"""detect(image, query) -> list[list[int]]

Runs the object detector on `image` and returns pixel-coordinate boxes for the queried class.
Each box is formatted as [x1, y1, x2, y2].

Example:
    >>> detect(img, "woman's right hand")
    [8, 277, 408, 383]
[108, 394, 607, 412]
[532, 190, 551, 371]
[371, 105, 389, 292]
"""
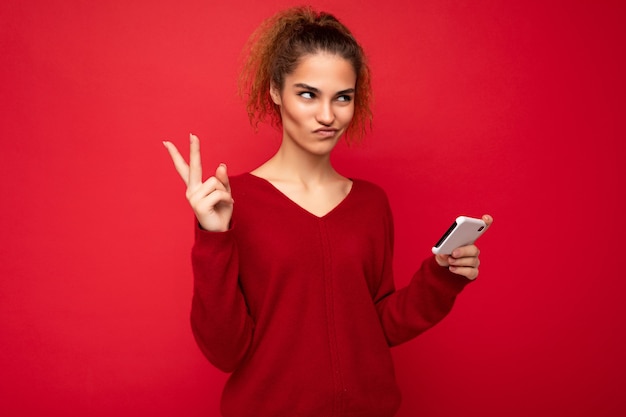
[163, 134, 234, 232]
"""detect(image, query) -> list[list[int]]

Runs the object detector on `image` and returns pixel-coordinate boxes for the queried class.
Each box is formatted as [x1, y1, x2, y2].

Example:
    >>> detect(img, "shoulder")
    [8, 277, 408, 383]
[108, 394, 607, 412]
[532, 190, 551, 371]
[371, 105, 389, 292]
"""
[351, 178, 389, 201]
[225, 173, 268, 208]
[350, 178, 392, 214]
[229, 172, 254, 185]
[347, 178, 395, 232]
[228, 172, 259, 195]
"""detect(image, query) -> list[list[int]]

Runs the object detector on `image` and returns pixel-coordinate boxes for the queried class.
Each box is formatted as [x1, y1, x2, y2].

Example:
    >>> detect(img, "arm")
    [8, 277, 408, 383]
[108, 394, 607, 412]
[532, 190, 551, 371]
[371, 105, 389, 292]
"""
[373, 201, 491, 346]
[164, 134, 252, 372]
[375, 255, 470, 347]
[190, 226, 254, 372]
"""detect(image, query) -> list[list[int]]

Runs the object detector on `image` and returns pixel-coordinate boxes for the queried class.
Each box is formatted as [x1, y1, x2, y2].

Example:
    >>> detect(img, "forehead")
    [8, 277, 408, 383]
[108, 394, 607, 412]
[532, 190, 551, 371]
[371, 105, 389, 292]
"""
[286, 52, 356, 90]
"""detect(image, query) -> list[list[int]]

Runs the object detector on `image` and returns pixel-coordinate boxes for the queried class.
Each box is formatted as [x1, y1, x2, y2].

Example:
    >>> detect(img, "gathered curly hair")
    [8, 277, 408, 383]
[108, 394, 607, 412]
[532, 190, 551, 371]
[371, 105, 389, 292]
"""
[238, 6, 373, 144]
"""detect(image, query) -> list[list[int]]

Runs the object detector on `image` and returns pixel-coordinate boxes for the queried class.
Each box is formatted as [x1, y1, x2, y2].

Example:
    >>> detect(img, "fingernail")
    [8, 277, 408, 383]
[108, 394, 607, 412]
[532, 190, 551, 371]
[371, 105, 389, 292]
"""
[219, 163, 227, 168]
[189, 133, 194, 142]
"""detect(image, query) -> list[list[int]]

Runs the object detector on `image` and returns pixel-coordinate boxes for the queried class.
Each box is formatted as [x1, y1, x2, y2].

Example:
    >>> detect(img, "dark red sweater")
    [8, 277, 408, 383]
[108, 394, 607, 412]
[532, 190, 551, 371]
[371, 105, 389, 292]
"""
[191, 173, 470, 417]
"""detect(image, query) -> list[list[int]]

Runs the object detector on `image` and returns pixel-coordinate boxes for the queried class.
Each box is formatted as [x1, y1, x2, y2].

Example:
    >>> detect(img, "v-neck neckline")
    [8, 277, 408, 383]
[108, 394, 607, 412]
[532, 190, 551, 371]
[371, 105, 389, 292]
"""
[245, 172, 355, 220]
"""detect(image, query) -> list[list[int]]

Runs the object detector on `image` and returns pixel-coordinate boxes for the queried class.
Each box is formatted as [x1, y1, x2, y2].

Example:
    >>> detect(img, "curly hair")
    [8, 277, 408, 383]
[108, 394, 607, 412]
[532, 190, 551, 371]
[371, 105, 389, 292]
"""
[238, 6, 373, 144]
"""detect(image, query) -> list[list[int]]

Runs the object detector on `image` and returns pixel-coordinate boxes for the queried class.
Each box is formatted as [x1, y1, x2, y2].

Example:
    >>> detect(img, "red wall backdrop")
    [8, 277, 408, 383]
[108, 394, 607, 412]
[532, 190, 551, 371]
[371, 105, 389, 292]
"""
[2, 0, 625, 416]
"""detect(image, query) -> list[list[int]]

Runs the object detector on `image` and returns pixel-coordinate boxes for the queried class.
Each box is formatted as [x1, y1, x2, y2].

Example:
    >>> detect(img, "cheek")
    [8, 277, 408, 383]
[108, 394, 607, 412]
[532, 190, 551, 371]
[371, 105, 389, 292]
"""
[338, 105, 355, 123]
[282, 101, 312, 124]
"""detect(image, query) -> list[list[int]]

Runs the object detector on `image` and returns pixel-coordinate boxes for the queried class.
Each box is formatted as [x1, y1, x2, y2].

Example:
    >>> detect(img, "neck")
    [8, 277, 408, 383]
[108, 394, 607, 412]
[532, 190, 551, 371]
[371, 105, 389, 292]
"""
[253, 136, 340, 185]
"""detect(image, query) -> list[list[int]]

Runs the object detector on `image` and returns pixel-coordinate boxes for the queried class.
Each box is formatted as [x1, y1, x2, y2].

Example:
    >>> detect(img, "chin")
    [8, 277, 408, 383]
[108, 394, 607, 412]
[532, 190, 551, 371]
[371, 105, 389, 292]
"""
[312, 136, 342, 152]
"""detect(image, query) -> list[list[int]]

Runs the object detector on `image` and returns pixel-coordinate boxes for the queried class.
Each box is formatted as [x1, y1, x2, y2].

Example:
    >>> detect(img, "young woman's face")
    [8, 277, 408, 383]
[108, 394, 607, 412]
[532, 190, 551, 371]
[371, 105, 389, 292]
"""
[271, 52, 356, 156]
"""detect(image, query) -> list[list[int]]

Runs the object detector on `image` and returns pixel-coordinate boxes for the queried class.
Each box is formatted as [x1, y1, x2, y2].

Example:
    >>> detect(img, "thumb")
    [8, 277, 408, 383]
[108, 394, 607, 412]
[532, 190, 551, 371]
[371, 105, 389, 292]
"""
[482, 214, 493, 228]
[435, 253, 450, 267]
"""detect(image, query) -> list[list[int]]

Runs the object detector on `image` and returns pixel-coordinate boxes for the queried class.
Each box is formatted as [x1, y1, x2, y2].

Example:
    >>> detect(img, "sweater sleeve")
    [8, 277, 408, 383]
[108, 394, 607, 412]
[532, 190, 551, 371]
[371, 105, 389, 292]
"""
[190, 224, 254, 372]
[373, 201, 471, 347]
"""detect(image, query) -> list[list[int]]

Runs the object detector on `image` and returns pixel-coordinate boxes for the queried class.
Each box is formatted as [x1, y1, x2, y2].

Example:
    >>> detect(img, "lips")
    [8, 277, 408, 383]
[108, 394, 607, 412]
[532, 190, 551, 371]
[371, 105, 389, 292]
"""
[313, 128, 339, 138]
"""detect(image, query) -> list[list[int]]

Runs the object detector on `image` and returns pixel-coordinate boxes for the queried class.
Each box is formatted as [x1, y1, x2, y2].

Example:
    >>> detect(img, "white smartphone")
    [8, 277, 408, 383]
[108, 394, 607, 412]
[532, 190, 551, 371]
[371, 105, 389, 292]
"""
[432, 216, 487, 255]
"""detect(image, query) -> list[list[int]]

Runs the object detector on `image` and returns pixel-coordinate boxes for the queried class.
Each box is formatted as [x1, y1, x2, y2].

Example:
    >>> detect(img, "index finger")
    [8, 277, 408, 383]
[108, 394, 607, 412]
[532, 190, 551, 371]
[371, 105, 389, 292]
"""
[189, 133, 203, 188]
[163, 141, 190, 186]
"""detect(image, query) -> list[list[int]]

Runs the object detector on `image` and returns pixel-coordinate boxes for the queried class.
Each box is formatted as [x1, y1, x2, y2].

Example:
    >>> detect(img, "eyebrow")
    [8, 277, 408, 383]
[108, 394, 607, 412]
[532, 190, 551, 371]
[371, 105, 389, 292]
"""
[293, 83, 355, 95]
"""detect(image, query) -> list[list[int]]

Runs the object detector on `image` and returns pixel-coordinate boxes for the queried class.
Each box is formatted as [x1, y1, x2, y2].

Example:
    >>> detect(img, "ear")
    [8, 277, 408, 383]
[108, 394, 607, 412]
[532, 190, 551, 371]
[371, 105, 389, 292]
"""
[270, 83, 282, 105]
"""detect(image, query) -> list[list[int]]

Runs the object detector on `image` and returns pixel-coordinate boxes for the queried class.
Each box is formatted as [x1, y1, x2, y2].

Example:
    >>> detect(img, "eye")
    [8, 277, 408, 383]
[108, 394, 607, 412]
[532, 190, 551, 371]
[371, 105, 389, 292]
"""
[336, 95, 353, 103]
[298, 91, 315, 99]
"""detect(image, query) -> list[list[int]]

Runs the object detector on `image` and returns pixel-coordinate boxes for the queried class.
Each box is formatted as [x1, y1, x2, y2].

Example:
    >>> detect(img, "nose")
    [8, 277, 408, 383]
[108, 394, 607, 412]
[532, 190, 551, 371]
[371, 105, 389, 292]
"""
[315, 101, 335, 126]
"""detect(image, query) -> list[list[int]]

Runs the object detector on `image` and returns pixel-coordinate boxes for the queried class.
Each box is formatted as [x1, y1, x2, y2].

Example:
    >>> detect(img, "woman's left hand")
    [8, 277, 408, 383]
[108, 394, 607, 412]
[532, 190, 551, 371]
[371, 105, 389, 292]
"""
[435, 214, 493, 280]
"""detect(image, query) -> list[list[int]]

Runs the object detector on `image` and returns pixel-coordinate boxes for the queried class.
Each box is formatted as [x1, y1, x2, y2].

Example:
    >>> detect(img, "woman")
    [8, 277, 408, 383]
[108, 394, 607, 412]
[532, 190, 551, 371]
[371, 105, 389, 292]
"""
[164, 6, 492, 417]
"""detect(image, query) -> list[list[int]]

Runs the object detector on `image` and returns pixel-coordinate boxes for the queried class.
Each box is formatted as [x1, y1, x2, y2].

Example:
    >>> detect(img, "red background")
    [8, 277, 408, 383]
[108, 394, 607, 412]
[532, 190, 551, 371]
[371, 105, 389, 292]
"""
[2, 0, 625, 416]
